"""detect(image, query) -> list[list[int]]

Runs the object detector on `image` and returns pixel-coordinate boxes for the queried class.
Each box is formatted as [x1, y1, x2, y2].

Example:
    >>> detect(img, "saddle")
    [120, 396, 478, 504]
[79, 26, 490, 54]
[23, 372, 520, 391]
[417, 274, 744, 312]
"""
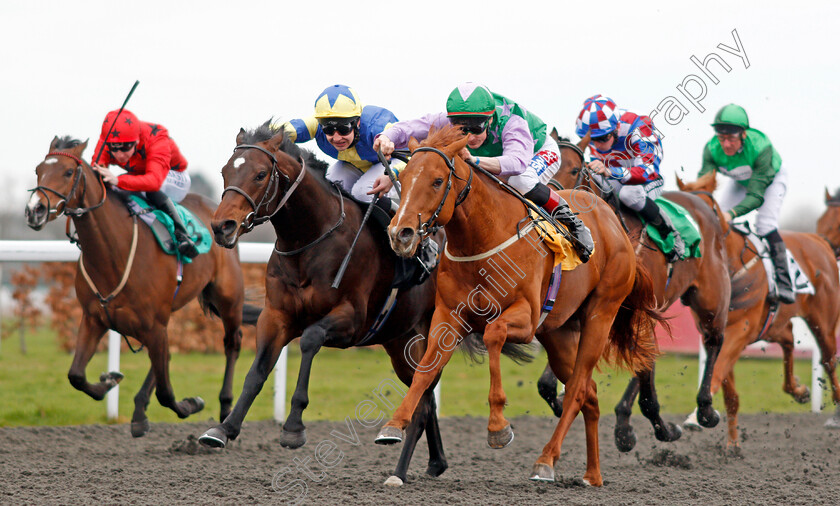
[121, 194, 212, 262]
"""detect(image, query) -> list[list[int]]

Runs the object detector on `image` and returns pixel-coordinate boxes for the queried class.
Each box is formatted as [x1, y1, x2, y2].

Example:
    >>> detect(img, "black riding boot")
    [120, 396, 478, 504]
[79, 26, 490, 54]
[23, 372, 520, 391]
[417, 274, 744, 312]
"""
[639, 197, 685, 262]
[376, 196, 439, 276]
[146, 191, 199, 259]
[524, 184, 594, 263]
[764, 230, 795, 304]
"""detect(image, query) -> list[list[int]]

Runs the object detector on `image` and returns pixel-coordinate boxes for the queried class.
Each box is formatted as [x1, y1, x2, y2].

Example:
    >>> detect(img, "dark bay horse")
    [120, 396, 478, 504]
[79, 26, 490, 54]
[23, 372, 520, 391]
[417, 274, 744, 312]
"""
[680, 172, 840, 443]
[537, 133, 731, 451]
[198, 124, 468, 485]
[25, 136, 255, 437]
[378, 126, 663, 485]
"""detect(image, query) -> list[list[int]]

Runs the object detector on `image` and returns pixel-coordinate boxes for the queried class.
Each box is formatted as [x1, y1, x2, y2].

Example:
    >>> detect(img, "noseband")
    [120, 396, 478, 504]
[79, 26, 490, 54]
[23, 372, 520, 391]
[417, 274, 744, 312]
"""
[221, 144, 300, 232]
[29, 151, 107, 218]
[411, 146, 473, 238]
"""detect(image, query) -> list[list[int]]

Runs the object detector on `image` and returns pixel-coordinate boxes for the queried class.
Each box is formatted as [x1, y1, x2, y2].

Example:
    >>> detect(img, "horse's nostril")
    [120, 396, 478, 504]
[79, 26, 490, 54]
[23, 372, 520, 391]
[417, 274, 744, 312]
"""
[221, 220, 237, 235]
[397, 227, 415, 243]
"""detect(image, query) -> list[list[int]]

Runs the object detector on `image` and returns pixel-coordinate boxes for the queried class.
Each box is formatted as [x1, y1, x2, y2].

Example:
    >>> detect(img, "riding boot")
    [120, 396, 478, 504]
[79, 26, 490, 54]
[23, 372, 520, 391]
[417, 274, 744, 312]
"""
[147, 191, 200, 259]
[639, 197, 685, 262]
[524, 183, 593, 263]
[764, 230, 796, 304]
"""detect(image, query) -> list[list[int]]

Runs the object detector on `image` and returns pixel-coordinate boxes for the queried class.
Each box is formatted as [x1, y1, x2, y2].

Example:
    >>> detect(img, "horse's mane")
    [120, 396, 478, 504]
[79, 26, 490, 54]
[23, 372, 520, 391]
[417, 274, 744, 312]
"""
[53, 136, 83, 150]
[422, 125, 468, 149]
[241, 120, 328, 178]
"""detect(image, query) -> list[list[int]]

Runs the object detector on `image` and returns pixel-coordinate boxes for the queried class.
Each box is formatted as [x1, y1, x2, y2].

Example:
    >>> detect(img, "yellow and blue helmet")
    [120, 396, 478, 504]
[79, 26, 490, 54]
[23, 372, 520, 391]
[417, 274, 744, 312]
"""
[313, 84, 363, 120]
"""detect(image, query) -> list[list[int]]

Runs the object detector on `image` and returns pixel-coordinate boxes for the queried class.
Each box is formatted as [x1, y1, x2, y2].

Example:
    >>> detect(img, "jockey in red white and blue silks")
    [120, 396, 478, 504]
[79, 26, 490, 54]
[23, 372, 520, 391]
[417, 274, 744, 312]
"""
[576, 94, 685, 261]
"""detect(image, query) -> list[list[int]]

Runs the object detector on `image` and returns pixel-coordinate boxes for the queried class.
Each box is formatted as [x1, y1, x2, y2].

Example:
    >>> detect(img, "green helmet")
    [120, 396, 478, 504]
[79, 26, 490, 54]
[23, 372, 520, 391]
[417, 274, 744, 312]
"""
[711, 104, 749, 134]
[446, 83, 495, 118]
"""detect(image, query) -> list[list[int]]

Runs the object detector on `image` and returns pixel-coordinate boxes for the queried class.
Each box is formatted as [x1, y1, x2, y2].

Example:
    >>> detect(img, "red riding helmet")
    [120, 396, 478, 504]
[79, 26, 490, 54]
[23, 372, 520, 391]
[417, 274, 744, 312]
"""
[101, 109, 141, 143]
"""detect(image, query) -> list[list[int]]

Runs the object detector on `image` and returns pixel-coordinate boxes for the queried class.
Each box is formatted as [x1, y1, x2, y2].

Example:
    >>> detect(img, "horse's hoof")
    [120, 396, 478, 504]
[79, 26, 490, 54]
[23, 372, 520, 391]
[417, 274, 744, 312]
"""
[383, 476, 404, 487]
[614, 425, 637, 453]
[426, 459, 448, 477]
[279, 428, 307, 449]
[487, 424, 514, 449]
[529, 463, 555, 482]
[99, 371, 124, 389]
[683, 409, 702, 431]
[698, 408, 720, 428]
[198, 427, 228, 449]
[185, 397, 205, 415]
[654, 422, 683, 443]
[375, 426, 404, 445]
[130, 419, 150, 438]
[793, 388, 811, 404]
[824, 416, 840, 429]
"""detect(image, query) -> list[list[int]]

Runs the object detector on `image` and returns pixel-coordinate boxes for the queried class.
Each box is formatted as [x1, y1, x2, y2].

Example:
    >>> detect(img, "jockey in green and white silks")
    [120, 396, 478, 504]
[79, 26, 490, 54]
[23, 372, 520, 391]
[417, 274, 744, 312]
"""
[700, 103, 794, 303]
[373, 82, 594, 263]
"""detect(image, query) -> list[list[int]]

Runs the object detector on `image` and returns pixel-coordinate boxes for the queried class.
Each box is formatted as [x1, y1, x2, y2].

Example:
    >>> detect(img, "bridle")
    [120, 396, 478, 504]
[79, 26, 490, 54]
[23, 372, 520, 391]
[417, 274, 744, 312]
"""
[410, 146, 473, 239]
[29, 151, 107, 218]
[221, 144, 298, 232]
[220, 144, 346, 256]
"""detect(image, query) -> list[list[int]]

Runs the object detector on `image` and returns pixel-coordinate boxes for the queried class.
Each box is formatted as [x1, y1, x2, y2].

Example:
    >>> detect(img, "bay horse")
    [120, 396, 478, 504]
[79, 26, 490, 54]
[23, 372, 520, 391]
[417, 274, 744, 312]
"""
[377, 125, 663, 485]
[25, 136, 256, 437]
[537, 133, 731, 451]
[679, 171, 840, 443]
[199, 123, 504, 485]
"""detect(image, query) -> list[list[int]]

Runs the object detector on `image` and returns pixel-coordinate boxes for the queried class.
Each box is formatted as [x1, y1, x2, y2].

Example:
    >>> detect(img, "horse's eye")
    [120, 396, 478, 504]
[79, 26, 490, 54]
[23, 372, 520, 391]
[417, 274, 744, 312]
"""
[64, 169, 74, 177]
[571, 167, 580, 176]
[433, 178, 444, 189]
[255, 171, 267, 182]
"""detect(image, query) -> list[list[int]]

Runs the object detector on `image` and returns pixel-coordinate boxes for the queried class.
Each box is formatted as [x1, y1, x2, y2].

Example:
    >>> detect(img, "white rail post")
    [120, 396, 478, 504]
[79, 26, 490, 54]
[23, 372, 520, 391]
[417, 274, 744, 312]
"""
[106, 330, 121, 420]
[273, 346, 288, 422]
[811, 349, 823, 413]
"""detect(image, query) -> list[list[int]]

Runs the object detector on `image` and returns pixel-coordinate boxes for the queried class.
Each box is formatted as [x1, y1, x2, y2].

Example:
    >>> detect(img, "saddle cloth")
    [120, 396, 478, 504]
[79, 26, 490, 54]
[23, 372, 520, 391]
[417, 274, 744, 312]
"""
[125, 195, 213, 262]
[731, 222, 815, 295]
[640, 197, 703, 260]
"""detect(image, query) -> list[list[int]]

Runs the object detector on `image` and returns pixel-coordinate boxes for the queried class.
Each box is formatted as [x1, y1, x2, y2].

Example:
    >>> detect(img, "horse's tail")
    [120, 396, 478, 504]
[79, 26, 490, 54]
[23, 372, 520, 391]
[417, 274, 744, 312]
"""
[459, 333, 538, 365]
[604, 261, 666, 373]
[197, 288, 262, 326]
[242, 303, 262, 326]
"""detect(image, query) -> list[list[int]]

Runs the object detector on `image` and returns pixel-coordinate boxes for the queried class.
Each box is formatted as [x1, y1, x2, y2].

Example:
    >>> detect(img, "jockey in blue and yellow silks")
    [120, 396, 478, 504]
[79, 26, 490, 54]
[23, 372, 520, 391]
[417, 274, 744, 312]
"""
[277, 84, 402, 203]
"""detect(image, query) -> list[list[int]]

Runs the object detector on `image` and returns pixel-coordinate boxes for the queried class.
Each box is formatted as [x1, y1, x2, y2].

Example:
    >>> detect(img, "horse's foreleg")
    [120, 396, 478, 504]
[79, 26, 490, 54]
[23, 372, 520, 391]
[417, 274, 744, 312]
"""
[721, 369, 740, 446]
[67, 316, 121, 400]
[580, 378, 603, 487]
[779, 324, 810, 403]
[376, 311, 460, 444]
[537, 363, 564, 418]
[146, 326, 205, 419]
[130, 368, 156, 437]
[219, 323, 243, 423]
[710, 319, 756, 396]
[696, 329, 724, 427]
[200, 309, 292, 448]
[613, 375, 640, 452]
[281, 306, 354, 449]
[637, 366, 682, 444]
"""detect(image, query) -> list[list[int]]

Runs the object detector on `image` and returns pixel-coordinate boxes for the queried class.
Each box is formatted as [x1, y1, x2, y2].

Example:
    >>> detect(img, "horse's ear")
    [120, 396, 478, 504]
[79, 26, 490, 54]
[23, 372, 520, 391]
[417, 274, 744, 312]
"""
[236, 128, 247, 145]
[578, 131, 591, 149]
[266, 131, 286, 152]
[675, 172, 686, 191]
[408, 137, 420, 152]
[77, 139, 89, 155]
[826, 187, 833, 203]
[49, 136, 60, 151]
[550, 127, 559, 142]
[443, 134, 470, 159]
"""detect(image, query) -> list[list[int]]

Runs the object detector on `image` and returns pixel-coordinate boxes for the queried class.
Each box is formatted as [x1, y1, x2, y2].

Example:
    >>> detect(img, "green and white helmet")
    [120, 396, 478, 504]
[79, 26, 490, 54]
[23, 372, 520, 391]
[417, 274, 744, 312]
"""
[711, 104, 749, 134]
[446, 83, 495, 119]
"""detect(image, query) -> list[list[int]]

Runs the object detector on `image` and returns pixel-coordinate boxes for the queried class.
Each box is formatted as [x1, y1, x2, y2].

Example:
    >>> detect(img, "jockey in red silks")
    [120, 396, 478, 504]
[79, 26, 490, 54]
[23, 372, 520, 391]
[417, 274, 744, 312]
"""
[92, 109, 198, 258]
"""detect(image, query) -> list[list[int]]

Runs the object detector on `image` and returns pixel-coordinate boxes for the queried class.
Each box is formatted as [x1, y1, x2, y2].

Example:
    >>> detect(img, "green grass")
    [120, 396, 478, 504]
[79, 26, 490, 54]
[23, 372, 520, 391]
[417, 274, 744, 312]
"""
[0, 326, 832, 427]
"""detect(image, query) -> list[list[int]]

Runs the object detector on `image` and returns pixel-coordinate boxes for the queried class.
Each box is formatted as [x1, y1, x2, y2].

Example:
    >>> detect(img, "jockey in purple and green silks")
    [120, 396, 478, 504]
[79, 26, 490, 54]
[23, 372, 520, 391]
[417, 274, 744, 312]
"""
[699, 103, 793, 303]
[373, 82, 594, 263]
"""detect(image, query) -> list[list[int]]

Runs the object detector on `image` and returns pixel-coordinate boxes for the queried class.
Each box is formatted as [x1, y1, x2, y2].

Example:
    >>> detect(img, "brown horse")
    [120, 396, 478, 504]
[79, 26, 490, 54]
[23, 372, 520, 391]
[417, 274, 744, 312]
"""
[376, 126, 663, 485]
[25, 136, 255, 437]
[198, 124, 501, 485]
[537, 133, 731, 451]
[679, 171, 840, 443]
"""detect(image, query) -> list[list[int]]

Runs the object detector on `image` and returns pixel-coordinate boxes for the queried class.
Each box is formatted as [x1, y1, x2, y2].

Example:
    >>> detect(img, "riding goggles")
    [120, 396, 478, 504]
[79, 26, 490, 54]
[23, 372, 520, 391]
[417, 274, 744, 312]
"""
[320, 122, 355, 136]
[590, 132, 614, 143]
[451, 118, 489, 135]
[108, 141, 136, 153]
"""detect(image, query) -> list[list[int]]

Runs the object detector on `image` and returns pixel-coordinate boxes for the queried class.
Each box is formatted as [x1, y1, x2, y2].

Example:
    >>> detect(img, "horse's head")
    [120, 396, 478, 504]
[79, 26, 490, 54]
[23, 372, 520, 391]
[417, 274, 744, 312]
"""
[550, 130, 590, 190]
[213, 122, 301, 248]
[817, 187, 840, 254]
[388, 126, 470, 257]
[26, 136, 90, 230]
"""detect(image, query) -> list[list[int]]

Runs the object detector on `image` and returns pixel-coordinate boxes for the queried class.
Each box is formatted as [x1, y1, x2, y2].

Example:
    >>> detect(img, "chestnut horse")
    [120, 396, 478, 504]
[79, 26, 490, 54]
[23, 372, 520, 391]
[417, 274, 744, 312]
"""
[25, 136, 255, 437]
[679, 171, 840, 442]
[377, 126, 662, 485]
[537, 134, 731, 451]
[198, 124, 478, 485]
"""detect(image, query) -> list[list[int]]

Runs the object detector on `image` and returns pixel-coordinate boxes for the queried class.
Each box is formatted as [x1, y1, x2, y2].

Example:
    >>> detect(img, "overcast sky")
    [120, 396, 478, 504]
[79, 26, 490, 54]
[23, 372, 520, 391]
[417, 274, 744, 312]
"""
[1, 0, 838, 231]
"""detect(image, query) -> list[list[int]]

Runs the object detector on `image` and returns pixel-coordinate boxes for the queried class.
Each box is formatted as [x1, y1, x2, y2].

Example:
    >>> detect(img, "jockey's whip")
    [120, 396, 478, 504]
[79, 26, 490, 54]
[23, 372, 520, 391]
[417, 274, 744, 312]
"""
[331, 194, 380, 289]
[92, 80, 140, 165]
